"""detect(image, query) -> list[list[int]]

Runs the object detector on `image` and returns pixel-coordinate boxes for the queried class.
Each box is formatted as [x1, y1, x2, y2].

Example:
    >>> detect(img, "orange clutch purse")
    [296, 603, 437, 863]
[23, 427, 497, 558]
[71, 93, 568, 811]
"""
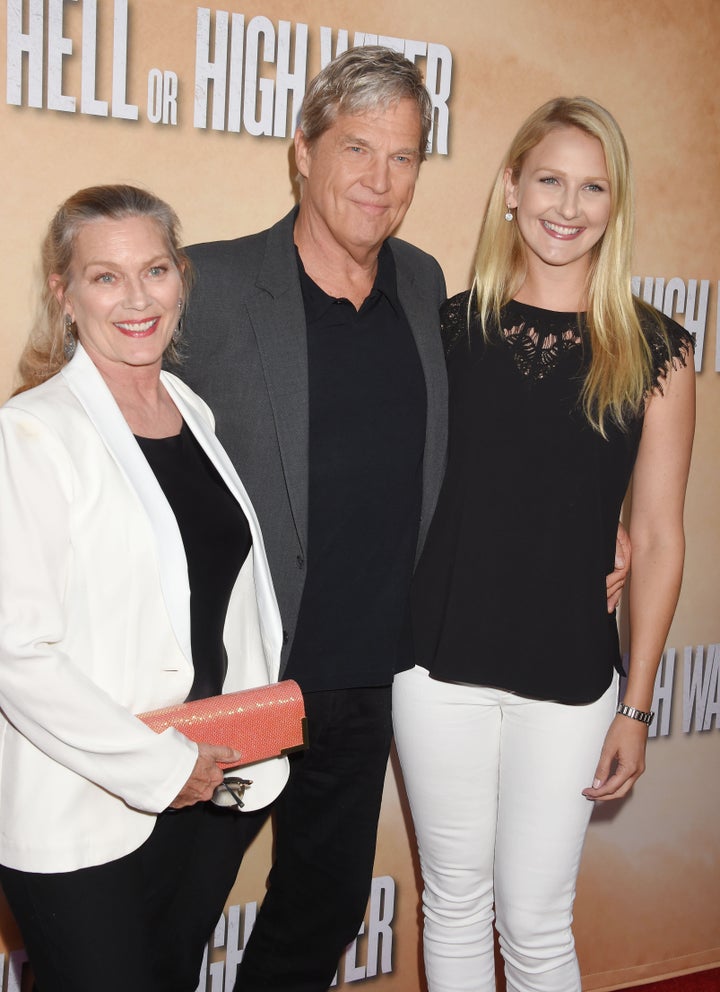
[138, 679, 308, 769]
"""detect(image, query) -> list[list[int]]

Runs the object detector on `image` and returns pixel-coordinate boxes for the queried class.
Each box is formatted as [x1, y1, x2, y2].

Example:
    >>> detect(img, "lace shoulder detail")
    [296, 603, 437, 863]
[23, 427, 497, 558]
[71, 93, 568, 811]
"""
[642, 308, 695, 392]
[439, 291, 472, 358]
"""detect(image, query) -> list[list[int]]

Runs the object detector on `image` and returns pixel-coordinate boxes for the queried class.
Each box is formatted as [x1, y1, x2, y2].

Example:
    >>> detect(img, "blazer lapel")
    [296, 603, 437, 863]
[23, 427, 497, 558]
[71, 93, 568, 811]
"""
[246, 210, 310, 556]
[61, 346, 193, 664]
[394, 251, 448, 559]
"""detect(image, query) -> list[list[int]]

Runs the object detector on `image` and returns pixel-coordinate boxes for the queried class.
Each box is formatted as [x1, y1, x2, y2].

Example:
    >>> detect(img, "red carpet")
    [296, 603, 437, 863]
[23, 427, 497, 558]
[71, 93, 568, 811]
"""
[620, 968, 720, 991]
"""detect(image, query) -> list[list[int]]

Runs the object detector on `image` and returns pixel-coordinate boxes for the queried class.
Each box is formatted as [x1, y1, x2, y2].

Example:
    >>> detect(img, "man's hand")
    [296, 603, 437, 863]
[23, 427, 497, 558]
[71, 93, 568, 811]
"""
[606, 522, 631, 612]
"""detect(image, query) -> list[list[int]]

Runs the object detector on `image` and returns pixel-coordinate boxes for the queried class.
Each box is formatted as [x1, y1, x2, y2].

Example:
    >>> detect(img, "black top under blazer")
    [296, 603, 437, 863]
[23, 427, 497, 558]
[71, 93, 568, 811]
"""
[182, 209, 448, 675]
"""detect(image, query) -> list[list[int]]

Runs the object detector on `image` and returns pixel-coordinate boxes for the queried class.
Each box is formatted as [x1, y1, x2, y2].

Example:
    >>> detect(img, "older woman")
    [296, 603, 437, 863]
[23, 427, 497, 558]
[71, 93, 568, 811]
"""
[0, 185, 288, 991]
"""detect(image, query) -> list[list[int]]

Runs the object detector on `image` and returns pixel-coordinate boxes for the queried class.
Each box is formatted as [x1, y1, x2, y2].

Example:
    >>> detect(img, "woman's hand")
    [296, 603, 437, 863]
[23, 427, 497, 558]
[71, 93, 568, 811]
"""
[169, 742, 242, 808]
[582, 715, 648, 802]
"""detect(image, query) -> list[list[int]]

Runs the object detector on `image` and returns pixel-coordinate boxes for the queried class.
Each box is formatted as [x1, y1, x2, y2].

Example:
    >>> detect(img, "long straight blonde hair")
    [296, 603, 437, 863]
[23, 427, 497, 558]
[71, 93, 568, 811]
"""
[473, 96, 667, 435]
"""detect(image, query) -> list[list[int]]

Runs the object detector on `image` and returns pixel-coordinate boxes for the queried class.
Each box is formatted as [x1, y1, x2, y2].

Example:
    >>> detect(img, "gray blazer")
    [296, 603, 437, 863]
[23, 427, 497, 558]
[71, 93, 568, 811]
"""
[183, 209, 448, 673]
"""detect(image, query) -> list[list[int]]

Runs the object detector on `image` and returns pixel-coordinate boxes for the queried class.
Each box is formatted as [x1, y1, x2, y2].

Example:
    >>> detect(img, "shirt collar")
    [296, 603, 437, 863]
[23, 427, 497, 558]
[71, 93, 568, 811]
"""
[295, 241, 401, 321]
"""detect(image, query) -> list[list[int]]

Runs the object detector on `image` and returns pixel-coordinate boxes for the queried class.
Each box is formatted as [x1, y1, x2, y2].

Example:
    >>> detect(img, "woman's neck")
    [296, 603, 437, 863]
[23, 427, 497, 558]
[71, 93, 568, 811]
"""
[94, 357, 182, 438]
[514, 260, 589, 312]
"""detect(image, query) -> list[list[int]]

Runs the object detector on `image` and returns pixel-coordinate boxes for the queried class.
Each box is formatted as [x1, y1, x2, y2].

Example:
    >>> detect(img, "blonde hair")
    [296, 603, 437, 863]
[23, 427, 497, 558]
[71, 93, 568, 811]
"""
[16, 184, 192, 393]
[473, 96, 667, 434]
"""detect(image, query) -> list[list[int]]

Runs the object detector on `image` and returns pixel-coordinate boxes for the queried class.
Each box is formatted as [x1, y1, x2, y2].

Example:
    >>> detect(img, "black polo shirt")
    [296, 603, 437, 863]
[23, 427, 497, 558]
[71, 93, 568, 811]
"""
[284, 243, 427, 691]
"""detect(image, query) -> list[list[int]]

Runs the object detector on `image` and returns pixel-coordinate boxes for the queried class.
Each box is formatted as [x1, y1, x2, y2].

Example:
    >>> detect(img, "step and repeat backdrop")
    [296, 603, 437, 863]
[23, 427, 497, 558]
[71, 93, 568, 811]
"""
[1, 1, 718, 989]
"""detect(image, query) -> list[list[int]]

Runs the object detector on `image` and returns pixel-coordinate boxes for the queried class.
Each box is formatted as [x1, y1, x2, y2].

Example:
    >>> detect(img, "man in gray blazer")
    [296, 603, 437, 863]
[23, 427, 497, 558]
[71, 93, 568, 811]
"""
[182, 47, 447, 991]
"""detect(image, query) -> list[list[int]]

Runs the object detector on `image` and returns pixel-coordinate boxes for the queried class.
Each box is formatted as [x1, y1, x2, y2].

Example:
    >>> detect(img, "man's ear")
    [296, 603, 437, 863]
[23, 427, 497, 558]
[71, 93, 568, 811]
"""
[294, 128, 311, 181]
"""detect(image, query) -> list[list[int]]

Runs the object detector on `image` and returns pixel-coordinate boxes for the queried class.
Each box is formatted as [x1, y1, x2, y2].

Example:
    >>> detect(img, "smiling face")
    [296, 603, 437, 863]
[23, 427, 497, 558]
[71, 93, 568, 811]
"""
[54, 215, 184, 377]
[504, 126, 612, 283]
[294, 98, 422, 264]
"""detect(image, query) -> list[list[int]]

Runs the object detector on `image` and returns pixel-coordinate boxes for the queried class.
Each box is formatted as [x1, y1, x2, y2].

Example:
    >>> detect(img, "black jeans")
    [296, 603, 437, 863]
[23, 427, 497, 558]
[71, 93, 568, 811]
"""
[0, 800, 265, 992]
[234, 685, 394, 992]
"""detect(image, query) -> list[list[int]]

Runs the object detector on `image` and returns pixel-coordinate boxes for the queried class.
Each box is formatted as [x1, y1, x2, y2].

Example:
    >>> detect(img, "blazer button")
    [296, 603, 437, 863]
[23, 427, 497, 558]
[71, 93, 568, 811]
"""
[296, 555, 304, 569]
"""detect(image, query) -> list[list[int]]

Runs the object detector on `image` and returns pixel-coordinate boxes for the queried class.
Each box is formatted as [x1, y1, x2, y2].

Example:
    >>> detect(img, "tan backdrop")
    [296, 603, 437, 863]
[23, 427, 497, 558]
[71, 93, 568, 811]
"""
[1, 1, 718, 989]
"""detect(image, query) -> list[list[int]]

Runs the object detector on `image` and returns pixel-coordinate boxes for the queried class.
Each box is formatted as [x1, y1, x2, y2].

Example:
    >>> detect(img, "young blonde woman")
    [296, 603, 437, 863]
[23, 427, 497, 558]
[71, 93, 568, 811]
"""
[393, 98, 695, 992]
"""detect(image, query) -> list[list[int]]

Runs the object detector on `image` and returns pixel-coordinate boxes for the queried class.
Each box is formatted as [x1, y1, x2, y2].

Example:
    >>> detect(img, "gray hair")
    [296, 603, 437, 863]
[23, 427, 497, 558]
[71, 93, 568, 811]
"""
[298, 46, 432, 159]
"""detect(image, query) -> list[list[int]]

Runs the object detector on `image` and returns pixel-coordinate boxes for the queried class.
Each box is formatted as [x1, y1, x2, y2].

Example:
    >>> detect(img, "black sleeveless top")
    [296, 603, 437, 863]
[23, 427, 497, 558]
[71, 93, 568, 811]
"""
[411, 294, 693, 704]
[136, 422, 252, 701]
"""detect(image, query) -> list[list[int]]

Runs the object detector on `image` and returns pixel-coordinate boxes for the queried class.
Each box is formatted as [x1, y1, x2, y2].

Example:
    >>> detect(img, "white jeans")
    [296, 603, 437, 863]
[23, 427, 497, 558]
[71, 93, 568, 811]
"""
[393, 666, 618, 992]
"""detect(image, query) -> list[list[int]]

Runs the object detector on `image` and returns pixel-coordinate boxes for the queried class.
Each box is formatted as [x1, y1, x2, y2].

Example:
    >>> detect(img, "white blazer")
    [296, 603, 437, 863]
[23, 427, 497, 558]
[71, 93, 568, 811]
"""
[0, 345, 288, 872]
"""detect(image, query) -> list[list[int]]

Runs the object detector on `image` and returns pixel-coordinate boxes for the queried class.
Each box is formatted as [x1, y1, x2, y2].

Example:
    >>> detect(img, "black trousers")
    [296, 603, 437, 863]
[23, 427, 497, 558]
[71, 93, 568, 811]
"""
[0, 800, 266, 992]
[234, 685, 394, 992]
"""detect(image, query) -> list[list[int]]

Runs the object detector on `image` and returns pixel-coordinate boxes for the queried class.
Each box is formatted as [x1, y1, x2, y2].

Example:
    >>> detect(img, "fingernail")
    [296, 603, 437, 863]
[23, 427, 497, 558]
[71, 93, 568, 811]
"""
[593, 778, 601, 789]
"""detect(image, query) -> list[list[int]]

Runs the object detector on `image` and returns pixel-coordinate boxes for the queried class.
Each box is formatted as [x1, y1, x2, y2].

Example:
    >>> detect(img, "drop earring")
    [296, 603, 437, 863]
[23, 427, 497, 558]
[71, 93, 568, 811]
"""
[504, 206, 514, 222]
[63, 314, 76, 359]
[173, 299, 184, 344]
